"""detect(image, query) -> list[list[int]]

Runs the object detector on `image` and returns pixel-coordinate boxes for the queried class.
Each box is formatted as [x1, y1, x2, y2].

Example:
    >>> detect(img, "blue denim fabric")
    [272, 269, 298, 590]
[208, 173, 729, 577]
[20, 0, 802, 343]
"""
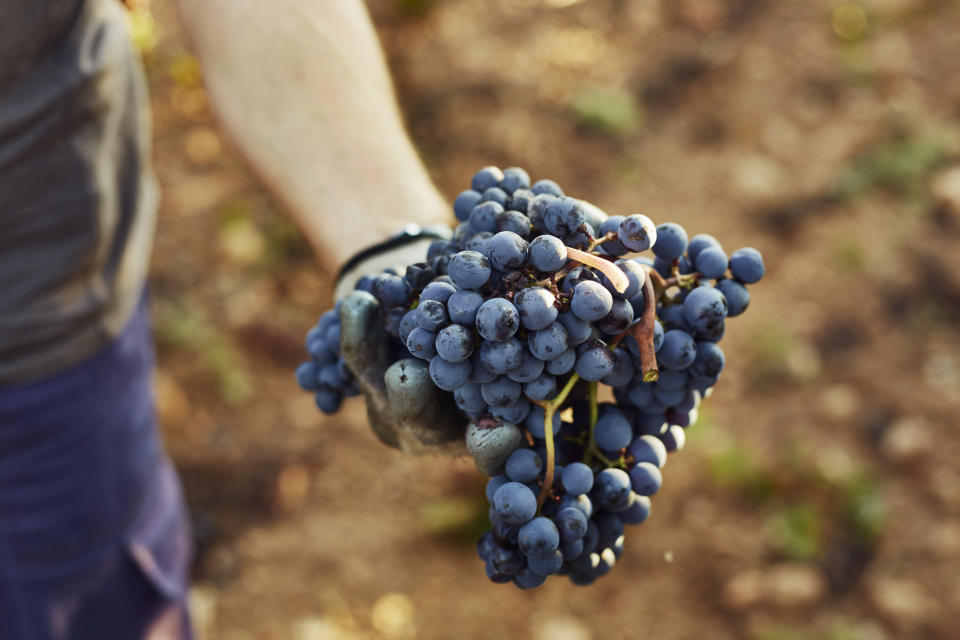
[0, 296, 193, 639]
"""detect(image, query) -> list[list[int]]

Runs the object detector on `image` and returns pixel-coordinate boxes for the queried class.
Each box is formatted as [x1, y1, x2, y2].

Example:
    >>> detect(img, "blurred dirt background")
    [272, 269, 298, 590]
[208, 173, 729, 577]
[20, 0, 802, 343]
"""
[131, 0, 960, 638]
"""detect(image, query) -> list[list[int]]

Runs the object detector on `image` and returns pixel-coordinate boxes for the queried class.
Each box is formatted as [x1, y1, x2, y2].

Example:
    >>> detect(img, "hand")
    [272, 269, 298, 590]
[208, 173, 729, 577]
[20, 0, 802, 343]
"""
[339, 290, 465, 452]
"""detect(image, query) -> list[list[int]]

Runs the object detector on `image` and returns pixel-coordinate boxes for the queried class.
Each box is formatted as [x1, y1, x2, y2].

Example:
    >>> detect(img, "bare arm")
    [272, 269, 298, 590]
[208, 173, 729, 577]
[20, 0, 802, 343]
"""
[175, 0, 449, 270]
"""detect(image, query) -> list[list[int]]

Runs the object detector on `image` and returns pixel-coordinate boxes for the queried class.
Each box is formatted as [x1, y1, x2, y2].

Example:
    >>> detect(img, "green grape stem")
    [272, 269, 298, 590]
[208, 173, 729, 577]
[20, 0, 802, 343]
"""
[533, 372, 581, 509]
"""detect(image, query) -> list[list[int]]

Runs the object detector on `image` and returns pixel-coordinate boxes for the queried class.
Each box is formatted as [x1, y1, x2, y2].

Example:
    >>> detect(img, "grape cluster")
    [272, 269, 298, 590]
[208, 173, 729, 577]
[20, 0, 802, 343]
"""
[296, 165, 764, 588]
[296, 305, 361, 413]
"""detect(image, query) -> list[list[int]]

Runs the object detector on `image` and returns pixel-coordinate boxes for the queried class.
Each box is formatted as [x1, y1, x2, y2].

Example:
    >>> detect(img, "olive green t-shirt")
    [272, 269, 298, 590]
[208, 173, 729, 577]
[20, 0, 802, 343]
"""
[0, 0, 157, 384]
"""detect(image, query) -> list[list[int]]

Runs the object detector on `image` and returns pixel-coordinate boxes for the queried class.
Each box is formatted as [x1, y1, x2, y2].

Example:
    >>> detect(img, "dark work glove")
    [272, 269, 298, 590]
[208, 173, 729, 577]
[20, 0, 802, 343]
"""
[335, 226, 466, 453]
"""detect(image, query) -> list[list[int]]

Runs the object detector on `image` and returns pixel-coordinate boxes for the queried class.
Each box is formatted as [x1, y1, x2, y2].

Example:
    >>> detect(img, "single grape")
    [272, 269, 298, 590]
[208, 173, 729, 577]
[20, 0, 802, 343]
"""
[653, 384, 687, 407]
[658, 329, 696, 370]
[601, 349, 633, 387]
[609, 259, 646, 299]
[477, 530, 497, 560]
[575, 339, 615, 381]
[690, 341, 725, 380]
[515, 287, 558, 331]
[420, 280, 457, 304]
[481, 377, 523, 408]
[513, 567, 547, 589]
[455, 382, 488, 415]
[557, 311, 592, 346]
[429, 356, 472, 391]
[531, 178, 565, 197]
[488, 231, 529, 271]
[652, 222, 688, 260]
[682, 286, 727, 335]
[372, 274, 408, 308]
[695, 247, 728, 279]
[454, 190, 483, 222]
[505, 348, 545, 383]
[545, 197, 586, 237]
[482, 186, 509, 208]
[295, 361, 320, 391]
[478, 338, 524, 375]
[508, 188, 535, 213]
[620, 493, 651, 525]
[406, 327, 438, 360]
[529, 321, 570, 361]
[617, 214, 657, 252]
[715, 279, 750, 317]
[518, 517, 560, 559]
[505, 448, 543, 483]
[660, 425, 686, 452]
[554, 507, 588, 543]
[447, 290, 484, 325]
[495, 210, 533, 239]
[629, 461, 663, 496]
[315, 388, 343, 414]
[417, 299, 449, 332]
[593, 469, 632, 510]
[476, 298, 520, 342]
[571, 280, 614, 322]
[403, 262, 436, 291]
[729, 247, 764, 283]
[562, 462, 594, 495]
[447, 251, 489, 290]
[527, 550, 564, 577]
[427, 240, 455, 260]
[595, 407, 633, 451]
[597, 298, 634, 335]
[545, 347, 576, 375]
[435, 324, 475, 363]
[628, 435, 668, 468]
[561, 539, 584, 561]
[469, 201, 504, 233]
[472, 166, 504, 192]
[490, 397, 531, 424]
[527, 235, 567, 273]
[493, 482, 538, 525]
[465, 231, 492, 255]
[523, 373, 556, 401]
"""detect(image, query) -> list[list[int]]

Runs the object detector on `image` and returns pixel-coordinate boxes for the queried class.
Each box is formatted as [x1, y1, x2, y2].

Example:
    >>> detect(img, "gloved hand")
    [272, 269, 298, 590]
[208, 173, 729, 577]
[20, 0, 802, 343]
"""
[334, 225, 466, 453]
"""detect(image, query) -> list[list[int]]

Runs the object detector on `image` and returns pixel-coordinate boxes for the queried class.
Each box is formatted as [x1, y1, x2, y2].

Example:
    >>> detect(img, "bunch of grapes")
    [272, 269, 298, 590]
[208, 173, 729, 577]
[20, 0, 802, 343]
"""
[296, 165, 764, 588]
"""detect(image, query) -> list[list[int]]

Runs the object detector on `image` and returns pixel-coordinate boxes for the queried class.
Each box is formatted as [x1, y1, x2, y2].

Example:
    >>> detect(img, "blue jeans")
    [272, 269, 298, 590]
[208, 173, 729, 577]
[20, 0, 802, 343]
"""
[0, 295, 193, 639]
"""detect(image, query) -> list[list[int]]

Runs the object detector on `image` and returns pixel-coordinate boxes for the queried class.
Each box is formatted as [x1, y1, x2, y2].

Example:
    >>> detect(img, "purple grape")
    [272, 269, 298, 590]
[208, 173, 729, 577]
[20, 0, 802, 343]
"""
[571, 280, 613, 322]
[448, 251, 491, 290]
[730, 247, 765, 283]
[472, 166, 504, 192]
[476, 298, 520, 342]
[528, 235, 567, 272]
[454, 190, 483, 222]
[617, 214, 657, 252]
[515, 287, 558, 331]
[652, 222, 688, 261]
[695, 247, 728, 279]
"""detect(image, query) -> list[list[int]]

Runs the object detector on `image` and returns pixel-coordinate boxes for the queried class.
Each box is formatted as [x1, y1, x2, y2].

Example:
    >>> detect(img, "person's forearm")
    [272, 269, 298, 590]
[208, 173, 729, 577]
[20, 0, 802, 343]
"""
[176, 0, 449, 269]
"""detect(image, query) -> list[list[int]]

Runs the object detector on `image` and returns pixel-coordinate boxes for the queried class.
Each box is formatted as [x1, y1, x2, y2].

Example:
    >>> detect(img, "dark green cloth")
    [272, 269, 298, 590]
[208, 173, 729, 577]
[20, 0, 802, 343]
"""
[0, 0, 157, 383]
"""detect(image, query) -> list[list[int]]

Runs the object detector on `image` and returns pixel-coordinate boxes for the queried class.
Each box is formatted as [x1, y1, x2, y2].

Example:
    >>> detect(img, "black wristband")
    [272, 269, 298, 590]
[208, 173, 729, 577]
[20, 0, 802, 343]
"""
[335, 223, 452, 289]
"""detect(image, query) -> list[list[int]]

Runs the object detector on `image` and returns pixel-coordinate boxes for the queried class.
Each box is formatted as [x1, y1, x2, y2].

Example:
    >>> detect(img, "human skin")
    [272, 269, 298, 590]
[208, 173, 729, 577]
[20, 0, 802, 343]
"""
[175, 0, 449, 271]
